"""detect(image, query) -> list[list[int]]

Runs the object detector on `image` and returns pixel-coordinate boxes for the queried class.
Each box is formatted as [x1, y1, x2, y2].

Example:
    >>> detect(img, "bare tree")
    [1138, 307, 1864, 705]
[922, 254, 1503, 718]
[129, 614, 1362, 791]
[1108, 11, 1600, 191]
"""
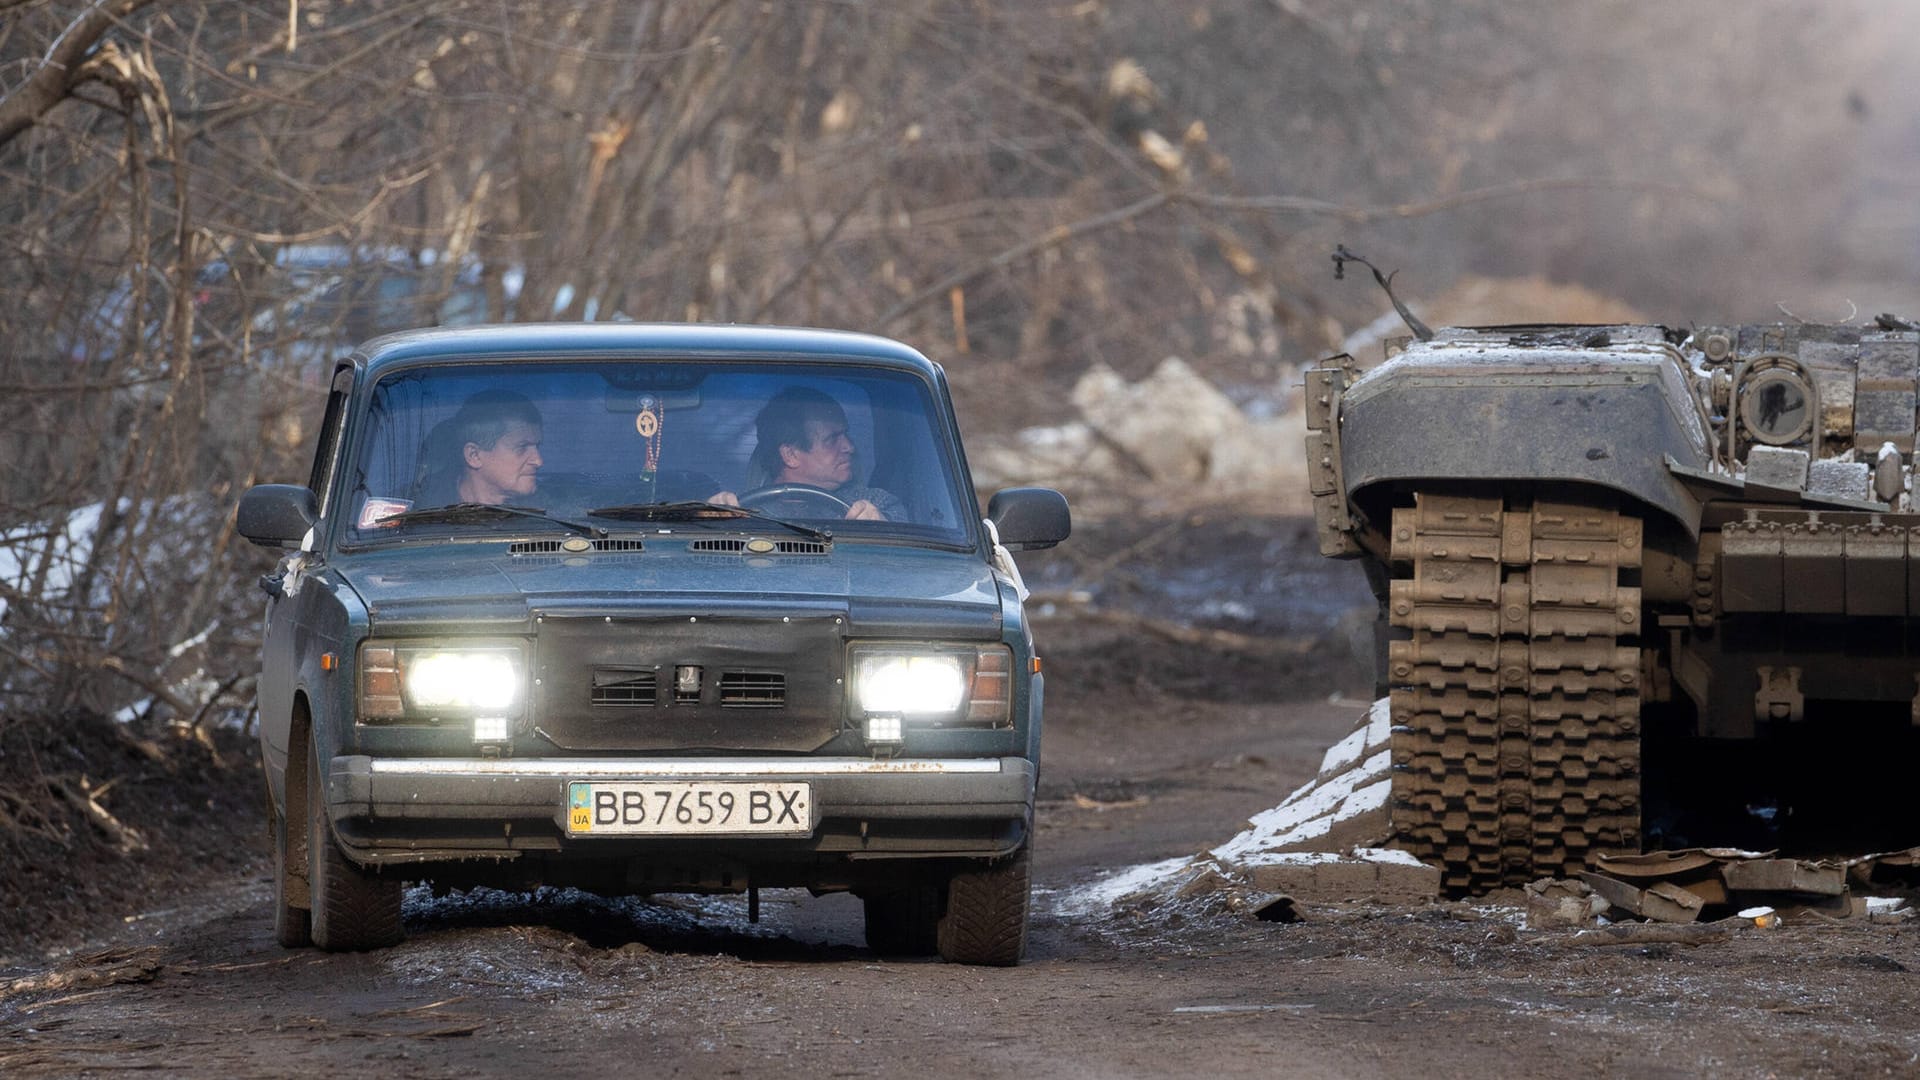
[0, 0, 1907, 767]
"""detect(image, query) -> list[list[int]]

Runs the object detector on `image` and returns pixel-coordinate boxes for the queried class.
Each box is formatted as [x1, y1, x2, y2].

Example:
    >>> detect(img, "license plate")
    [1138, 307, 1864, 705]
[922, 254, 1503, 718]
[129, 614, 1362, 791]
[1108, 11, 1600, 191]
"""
[566, 780, 814, 837]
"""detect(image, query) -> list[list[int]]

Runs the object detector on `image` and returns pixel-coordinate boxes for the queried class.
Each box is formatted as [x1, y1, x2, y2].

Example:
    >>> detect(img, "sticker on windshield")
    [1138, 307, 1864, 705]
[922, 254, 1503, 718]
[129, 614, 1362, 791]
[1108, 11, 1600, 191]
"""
[358, 496, 413, 529]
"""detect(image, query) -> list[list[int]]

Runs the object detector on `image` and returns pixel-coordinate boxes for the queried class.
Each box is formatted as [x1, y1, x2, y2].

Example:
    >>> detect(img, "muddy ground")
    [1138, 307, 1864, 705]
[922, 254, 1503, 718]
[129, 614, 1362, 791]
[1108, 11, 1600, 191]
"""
[4, 513, 1919, 1078]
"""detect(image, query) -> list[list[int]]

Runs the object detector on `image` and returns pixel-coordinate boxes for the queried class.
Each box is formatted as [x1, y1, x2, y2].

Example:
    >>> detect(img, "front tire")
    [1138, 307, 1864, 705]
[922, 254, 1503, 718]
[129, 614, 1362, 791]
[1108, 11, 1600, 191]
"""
[306, 745, 403, 951]
[936, 845, 1031, 966]
[271, 802, 311, 948]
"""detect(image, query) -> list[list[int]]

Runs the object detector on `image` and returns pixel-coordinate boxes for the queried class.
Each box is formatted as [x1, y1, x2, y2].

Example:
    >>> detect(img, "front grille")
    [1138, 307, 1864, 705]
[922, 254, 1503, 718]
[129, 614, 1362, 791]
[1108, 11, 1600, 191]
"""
[510, 538, 646, 556]
[532, 614, 841, 752]
[719, 671, 785, 709]
[590, 669, 657, 707]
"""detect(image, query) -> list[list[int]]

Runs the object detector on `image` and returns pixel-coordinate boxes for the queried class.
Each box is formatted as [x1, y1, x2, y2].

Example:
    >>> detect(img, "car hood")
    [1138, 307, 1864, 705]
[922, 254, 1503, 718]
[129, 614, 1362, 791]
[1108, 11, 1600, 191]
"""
[334, 541, 1005, 639]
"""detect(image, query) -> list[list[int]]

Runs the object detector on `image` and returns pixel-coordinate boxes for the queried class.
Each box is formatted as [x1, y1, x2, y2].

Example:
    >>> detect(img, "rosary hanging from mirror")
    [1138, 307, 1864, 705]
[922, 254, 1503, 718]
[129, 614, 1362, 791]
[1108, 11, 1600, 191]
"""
[635, 396, 663, 479]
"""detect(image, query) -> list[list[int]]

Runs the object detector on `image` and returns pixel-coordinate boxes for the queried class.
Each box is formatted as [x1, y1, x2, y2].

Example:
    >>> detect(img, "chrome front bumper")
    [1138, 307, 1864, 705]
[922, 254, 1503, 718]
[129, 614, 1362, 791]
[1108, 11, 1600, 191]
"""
[324, 754, 1035, 863]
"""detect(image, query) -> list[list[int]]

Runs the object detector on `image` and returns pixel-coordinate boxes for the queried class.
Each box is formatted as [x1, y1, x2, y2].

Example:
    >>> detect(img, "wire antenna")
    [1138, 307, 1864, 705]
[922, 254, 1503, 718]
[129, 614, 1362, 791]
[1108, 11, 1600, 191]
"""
[1332, 245, 1433, 341]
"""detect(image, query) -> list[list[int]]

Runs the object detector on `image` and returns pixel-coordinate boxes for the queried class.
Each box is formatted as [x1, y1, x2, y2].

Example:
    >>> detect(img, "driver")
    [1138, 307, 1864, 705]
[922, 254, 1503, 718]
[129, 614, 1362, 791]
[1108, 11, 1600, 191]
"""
[711, 387, 903, 521]
[418, 389, 544, 506]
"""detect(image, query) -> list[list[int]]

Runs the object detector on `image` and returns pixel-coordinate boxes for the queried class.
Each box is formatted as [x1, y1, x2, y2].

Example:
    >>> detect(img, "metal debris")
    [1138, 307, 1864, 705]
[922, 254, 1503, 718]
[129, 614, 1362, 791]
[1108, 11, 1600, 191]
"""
[1577, 847, 1920, 923]
[1578, 873, 1705, 924]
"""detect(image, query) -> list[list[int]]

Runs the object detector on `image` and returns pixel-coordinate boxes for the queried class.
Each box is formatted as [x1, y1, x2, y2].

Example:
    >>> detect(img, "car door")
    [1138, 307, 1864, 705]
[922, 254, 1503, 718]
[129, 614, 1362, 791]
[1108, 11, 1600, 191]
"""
[258, 364, 353, 797]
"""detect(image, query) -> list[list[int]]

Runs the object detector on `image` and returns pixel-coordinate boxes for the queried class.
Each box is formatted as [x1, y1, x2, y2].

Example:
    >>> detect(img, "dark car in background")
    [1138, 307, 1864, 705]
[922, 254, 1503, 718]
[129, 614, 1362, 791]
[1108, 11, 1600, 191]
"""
[236, 323, 1069, 965]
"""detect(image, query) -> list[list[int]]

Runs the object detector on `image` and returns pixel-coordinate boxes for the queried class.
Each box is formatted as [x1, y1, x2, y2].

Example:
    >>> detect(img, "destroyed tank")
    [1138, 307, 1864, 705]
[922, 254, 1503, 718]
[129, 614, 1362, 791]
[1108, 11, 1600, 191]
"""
[1306, 319, 1920, 894]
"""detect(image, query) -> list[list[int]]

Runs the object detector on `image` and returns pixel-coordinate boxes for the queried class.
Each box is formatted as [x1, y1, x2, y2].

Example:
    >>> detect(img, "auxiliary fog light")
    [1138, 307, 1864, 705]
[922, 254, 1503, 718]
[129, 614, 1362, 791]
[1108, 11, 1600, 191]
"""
[865, 714, 904, 746]
[472, 715, 511, 743]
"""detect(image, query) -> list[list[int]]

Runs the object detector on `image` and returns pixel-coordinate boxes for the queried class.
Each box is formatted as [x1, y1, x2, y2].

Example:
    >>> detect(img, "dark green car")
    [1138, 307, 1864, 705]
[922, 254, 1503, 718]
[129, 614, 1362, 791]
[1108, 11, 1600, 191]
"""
[236, 324, 1068, 965]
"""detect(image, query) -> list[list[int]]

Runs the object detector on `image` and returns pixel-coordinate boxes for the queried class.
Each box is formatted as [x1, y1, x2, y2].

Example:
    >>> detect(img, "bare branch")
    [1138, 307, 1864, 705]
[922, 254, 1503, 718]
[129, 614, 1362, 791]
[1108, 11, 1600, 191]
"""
[876, 190, 1172, 330]
[0, 0, 159, 151]
[1183, 176, 1717, 223]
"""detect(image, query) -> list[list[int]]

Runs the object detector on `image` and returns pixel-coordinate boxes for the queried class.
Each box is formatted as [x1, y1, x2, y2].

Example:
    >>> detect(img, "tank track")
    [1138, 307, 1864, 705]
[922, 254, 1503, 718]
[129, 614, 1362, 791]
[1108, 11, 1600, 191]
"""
[1385, 491, 1643, 894]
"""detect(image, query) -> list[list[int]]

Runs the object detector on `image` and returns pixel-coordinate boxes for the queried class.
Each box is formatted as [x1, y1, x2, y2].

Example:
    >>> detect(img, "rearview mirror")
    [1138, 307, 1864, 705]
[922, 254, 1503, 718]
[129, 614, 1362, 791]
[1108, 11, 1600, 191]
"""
[986, 487, 1070, 551]
[236, 484, 318, 549]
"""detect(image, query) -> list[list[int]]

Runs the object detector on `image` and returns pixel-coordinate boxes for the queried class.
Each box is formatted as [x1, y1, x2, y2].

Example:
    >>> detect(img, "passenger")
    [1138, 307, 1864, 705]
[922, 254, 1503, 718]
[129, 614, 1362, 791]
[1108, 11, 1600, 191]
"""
[711, 387, 903, 520]
[419, 389, 544, 506]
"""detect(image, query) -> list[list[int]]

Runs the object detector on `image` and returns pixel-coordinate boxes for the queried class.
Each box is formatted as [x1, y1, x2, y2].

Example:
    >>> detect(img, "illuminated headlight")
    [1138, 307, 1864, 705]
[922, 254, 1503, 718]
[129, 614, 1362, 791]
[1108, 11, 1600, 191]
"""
[359, 643, 526, 721]
[408, 650, 520, 710]
[848, 645, 1013, 728]
[471, 715, 511, 742]
[857, 655, 966, 715]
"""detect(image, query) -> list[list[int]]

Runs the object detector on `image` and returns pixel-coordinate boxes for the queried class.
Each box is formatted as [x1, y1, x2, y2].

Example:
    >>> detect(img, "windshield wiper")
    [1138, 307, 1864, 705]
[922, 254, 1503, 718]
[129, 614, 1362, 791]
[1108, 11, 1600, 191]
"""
[586, 500, 833, 545]
[376, 502, 607, 538]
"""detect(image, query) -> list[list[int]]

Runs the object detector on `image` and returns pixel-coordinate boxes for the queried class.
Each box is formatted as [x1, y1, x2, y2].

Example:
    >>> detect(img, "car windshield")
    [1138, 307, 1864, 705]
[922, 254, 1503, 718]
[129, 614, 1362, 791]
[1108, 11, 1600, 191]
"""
[342, 358, 974, 546]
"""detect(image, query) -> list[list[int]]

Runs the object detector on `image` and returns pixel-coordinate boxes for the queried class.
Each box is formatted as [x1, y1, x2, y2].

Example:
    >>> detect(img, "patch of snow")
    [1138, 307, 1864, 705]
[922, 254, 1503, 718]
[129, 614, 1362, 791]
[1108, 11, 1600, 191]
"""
[1468, 904, 1531, 926]
[1233, 851, 1342, 868]
[1364, 696, 1391, 749]
[1317, 726, 1369, 776]
[1865, 897, 1909, 915]
[1273, 778, 1317, 810]
[0, 501, 107, 621]
[1210, 766, 1390, 862]
[1054, 857, 1194, 916]
[1355, 847, 1427, 867]
[1070, 697, 1424, 910]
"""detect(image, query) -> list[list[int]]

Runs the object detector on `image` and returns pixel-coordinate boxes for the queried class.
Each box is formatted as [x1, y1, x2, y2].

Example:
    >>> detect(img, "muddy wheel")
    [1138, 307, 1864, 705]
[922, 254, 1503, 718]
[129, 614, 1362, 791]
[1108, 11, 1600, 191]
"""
[863, 883, 943, 957]
[271, 802, 311, 949]
[936, 844, 1030, 966]
[306, 745, 403, 951]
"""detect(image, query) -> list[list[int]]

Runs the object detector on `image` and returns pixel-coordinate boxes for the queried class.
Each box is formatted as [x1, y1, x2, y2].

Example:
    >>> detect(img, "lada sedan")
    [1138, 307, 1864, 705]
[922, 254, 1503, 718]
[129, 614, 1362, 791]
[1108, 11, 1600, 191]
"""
[236, 323, 1068, 965]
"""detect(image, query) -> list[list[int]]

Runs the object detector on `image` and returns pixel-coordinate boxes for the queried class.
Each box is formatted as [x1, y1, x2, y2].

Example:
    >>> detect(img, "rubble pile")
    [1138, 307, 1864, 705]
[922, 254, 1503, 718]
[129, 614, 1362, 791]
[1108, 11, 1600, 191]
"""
[1064, 699, 1433, 914]
[1068, 697, 1920, 931]
[968, 357, 1307, 507]
[1527, 848, 1919, 929]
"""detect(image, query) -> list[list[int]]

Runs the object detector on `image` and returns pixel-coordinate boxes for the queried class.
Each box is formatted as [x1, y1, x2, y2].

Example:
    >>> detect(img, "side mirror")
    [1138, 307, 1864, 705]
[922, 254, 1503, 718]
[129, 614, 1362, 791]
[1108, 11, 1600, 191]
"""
[986, 487, 1070, 551]
[237, 484, 318, 549]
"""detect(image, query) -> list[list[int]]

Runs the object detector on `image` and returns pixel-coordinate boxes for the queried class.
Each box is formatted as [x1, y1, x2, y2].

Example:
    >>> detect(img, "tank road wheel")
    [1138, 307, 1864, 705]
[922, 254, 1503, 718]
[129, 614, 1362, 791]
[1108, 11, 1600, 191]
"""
[306, 745, 404, 951]
[1386, 491, 1642, 893]
[936, 845, 1031, 966]
[863, 882, 944, 957]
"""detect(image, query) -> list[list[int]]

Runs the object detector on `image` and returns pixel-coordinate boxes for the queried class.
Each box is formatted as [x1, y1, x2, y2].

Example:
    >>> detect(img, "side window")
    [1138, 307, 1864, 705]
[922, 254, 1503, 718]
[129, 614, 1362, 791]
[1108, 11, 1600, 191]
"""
[306, 364, 355, 519]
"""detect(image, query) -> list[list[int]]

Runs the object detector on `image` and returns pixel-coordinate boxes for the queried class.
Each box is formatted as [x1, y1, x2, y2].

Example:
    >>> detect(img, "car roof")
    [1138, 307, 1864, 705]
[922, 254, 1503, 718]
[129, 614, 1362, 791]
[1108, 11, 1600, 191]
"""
[353, 322, 939, 379]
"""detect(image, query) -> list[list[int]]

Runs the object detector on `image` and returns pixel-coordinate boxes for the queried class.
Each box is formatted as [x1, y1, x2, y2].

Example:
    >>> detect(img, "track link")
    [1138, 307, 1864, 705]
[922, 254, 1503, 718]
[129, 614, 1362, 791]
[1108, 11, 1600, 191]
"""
[1386, 491, 1642, 893]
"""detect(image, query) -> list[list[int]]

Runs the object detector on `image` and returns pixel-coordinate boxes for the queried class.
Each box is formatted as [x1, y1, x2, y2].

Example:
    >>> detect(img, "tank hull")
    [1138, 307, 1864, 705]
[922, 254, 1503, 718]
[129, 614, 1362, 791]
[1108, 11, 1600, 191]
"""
[1309, 322, 1920, 892]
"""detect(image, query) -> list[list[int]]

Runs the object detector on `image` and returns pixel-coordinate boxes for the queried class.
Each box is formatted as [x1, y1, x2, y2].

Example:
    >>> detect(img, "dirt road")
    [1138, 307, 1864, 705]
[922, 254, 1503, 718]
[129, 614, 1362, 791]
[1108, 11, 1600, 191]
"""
[3, 516, 1917, 1077]
[4, 687, 1917, 1078]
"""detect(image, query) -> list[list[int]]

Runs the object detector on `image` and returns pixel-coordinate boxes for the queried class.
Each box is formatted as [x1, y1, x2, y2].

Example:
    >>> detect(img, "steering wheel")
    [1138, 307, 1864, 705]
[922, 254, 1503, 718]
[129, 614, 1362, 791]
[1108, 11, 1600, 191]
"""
[738, 483, 852, 518]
